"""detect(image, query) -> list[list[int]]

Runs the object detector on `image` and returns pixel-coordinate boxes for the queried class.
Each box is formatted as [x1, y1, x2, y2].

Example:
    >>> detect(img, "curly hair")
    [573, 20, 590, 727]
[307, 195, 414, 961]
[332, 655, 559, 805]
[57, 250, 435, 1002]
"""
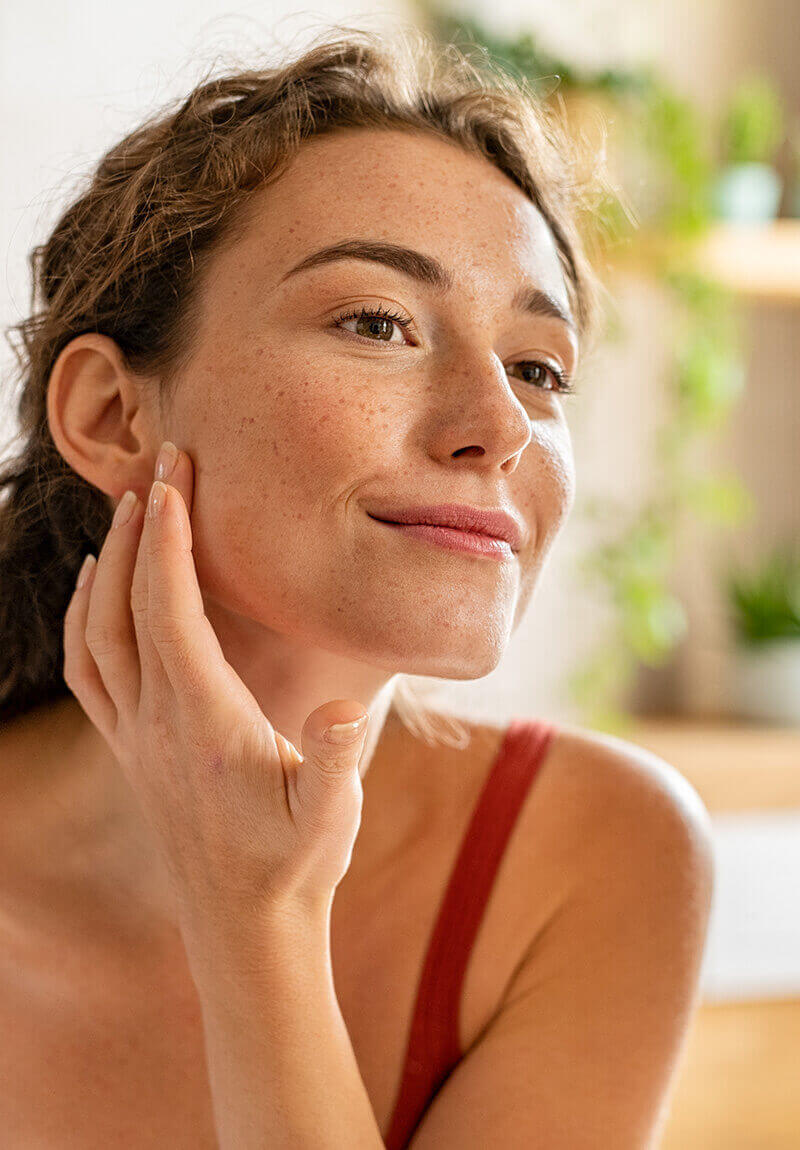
[0, 22, 606, 741]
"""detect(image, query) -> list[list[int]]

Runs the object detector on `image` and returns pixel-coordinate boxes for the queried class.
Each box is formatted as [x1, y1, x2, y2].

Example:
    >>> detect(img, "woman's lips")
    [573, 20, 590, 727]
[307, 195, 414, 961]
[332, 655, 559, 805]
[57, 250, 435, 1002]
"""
[371, 518, 514, 560]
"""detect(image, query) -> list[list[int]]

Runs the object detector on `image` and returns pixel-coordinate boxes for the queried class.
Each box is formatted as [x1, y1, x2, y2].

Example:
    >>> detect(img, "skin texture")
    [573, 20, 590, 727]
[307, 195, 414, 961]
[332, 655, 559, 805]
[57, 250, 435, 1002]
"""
[4, 126, 715, 1149]
[44, 125, 579, 930]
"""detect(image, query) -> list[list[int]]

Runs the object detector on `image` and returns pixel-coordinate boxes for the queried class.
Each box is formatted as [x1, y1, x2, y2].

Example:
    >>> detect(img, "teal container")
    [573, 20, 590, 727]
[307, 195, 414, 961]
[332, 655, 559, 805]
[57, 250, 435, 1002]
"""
[712, 162, 783, 222]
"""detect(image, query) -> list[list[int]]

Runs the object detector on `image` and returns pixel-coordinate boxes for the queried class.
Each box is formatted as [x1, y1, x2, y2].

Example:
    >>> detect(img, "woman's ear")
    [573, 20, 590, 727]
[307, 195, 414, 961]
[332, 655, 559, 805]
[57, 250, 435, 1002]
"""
[46, 331, 159, 504]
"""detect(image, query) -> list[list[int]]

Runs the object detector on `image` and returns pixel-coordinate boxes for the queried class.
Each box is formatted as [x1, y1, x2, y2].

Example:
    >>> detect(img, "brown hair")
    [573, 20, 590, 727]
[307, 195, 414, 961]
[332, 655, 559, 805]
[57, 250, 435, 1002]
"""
[0, 23, 606, 738]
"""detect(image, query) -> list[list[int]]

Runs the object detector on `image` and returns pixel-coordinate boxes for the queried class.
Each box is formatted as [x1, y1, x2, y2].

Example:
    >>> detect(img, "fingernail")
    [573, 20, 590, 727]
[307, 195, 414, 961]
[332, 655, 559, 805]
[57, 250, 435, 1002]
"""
[148, 480, 167, 520]
[324, 716, 368, 744]
[155, 440, 179, 481]
[112, 489, 137, 529]
[76, 553, 96, 589]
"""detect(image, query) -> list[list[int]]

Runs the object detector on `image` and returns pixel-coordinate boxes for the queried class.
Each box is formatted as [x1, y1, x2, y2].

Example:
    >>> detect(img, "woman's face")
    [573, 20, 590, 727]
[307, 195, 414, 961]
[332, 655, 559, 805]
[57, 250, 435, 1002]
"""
[163, 126, 579, 684]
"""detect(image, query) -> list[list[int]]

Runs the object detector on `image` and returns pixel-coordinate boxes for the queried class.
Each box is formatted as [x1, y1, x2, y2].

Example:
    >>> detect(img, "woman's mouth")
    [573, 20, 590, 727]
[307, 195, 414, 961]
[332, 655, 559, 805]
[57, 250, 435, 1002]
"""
[369, 517, 514, 560]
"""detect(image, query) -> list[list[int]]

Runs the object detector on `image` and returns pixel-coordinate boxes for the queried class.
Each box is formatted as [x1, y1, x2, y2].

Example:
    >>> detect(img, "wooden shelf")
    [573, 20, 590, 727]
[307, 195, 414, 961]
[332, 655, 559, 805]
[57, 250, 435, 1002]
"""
[626, 714, 800, 811]
[606, 219, 800, 303]
[694, 219, 800, 302]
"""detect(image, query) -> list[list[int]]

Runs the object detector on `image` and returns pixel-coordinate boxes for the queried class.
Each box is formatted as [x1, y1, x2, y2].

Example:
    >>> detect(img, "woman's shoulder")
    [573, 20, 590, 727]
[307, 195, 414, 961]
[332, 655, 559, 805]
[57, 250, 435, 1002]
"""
[470, 715, 715, 988]
[550, 719, 713, 846]
[475, 714, 714, 869]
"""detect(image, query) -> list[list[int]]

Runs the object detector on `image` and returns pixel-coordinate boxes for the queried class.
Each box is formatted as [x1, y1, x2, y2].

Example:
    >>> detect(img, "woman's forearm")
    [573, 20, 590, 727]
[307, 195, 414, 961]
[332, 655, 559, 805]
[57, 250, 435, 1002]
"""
[182, 899, 385, 1150]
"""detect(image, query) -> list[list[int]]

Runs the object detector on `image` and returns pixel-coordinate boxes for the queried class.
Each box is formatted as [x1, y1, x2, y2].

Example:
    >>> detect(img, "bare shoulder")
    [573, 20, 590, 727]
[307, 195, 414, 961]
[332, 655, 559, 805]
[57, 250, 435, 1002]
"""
[552, 719, 713, 846]
[479, 714, 714, 870]
[405, 717, 716, 1148]
[464, 714, 716, 952]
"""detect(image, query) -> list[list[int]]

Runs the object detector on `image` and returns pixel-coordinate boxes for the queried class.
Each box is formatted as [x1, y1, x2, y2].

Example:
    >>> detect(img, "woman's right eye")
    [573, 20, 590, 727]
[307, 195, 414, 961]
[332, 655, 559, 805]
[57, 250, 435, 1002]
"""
[331, 305, 414, 345]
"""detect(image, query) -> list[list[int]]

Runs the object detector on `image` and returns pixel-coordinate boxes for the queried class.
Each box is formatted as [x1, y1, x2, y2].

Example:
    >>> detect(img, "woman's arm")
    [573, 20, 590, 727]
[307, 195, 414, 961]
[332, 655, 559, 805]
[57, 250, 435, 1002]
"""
[182, 897, 385, 1150]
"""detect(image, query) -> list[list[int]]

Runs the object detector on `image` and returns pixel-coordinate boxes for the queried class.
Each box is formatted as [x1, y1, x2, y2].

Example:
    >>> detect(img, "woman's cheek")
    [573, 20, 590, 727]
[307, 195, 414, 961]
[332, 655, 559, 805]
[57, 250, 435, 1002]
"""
[526, 422, 576, 534]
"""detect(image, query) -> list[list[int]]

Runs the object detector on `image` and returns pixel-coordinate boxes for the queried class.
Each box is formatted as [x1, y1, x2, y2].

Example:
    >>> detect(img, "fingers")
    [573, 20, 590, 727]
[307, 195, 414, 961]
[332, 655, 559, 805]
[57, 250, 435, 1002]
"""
[130, 443, 196, 709]
[64, 440, 198, 742]
[65, 439, 255, 749]
[86, 488, 148, 720]
[142, 471, 263, 737]
[153, 440, 195, 522]
[64, 487, 146, 740]
[63, 553, 112, 732]
[142, 480, 210, 687]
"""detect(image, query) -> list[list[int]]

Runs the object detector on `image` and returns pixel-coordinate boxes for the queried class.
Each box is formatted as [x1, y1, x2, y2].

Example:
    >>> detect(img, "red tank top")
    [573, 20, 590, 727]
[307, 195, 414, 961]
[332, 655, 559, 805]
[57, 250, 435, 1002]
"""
[383, 717, 557, 1150]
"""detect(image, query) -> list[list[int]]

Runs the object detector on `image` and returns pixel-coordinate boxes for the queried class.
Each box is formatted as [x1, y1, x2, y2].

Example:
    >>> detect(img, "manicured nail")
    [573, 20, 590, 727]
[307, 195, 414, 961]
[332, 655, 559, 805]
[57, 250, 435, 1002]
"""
[155, 440, 179, 481]
[112, 489, 137, 529]
[76, 553, 96, 589]
[148, 480, 167, 519]
[324, 716, 368, 744]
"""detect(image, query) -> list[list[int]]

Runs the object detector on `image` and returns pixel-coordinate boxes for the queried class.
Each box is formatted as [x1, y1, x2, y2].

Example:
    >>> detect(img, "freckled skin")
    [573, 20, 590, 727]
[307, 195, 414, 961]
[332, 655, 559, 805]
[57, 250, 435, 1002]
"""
[45, 125, 580, 905]
[173, 127, 578, 711]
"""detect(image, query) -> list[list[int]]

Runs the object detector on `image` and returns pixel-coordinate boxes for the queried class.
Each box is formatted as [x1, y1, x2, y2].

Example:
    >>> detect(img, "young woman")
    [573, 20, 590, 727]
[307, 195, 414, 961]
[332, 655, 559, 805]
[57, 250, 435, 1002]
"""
[0, 26, 714, 1149]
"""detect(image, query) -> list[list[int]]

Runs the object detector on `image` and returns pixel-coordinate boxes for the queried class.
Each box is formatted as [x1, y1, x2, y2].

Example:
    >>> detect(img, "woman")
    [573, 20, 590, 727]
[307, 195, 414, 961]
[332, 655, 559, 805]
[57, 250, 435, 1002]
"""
[0, 26, 714, 1149]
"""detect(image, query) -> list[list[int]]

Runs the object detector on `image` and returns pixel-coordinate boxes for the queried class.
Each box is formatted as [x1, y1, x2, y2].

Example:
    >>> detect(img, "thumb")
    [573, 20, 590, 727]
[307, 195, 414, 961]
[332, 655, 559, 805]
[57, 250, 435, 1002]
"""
[300, 702, 369, 782]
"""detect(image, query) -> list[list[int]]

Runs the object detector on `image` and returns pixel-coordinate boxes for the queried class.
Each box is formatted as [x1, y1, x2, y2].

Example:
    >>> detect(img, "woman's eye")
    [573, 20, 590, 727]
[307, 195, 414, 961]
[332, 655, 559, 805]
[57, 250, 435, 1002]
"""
[508, 361, 574, 394]
[332, 305, 412, 344]
[331, 306, 576, 395]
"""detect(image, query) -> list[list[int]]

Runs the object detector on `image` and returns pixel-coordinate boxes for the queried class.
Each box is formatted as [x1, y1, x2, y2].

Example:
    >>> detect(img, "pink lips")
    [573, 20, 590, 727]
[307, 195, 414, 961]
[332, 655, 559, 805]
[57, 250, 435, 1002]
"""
[372, 519, 515, 560]
[366, 503, 524, 551]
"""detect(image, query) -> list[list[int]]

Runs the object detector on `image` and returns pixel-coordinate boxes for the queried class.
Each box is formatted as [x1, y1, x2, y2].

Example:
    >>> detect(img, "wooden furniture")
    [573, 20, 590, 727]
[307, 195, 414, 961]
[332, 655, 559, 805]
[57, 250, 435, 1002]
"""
[607, 219, 800, 304]
[693, 220, 800, 303]
[627, 716, 800, 1149]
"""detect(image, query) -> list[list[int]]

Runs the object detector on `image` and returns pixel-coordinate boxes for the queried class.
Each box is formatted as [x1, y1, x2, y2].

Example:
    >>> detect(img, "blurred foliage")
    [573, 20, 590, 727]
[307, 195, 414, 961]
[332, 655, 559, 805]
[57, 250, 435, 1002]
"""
[791, 118, 800, 176]
[719, 75, 786, 166]
[411, 2, 765, 732]
[723, 543, 800, 646]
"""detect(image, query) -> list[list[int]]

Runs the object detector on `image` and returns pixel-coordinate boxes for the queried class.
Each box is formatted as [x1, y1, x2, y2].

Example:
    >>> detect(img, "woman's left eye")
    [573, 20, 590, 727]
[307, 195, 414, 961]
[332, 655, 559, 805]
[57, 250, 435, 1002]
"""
[331, 305, 576, 394]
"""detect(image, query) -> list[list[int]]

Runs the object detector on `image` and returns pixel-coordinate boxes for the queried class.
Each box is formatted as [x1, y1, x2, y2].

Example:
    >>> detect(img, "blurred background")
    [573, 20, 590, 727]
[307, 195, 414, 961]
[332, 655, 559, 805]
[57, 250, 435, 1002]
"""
[2, 1, 799, 1145]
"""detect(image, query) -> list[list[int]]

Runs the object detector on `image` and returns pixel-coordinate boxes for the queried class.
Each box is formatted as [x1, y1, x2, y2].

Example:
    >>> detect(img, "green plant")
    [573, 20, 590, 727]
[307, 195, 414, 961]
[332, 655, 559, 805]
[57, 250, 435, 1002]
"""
[723, 542, 800, 647]
[719, 75, 785, 166]
[411, 1, 757, 733]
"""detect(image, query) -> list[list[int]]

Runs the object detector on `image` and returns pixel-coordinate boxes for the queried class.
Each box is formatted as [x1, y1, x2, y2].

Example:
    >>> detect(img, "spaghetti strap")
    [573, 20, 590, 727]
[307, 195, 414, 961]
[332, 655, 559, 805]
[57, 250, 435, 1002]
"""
[384, 717, 557, 1150]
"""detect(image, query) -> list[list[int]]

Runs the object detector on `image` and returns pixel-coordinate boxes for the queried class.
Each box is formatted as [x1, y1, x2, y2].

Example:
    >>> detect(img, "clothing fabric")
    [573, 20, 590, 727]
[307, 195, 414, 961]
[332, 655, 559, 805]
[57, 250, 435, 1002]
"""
[383, 718, 558, 1150]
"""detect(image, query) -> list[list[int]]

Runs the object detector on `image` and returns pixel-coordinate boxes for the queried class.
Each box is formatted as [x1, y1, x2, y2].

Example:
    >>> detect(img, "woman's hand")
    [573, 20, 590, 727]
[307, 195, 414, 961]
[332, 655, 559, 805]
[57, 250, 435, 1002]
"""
[62, 442, 369, 935]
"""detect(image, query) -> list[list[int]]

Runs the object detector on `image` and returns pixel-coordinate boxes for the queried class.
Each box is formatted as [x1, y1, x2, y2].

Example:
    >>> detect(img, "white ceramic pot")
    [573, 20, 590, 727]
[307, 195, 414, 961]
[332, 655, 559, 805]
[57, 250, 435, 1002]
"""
[712, 163, 783, 222]
[731, 637, 800, 724]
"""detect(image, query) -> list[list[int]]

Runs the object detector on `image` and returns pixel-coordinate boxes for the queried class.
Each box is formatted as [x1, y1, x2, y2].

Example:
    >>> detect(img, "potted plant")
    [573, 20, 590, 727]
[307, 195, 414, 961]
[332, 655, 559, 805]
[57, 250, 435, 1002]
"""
[712, 75, 785, 223]
[723, 541, 800, 724]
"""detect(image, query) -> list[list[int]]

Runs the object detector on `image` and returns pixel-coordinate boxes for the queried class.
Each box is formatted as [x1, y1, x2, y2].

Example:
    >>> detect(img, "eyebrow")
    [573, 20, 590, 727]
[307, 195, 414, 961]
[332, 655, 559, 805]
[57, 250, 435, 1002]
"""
[278, 239, 577, 333]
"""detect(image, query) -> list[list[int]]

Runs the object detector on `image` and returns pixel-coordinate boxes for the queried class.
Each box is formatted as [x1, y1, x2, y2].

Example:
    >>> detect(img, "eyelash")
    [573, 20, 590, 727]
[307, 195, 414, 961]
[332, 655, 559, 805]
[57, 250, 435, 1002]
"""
[330, 304, 577, 395]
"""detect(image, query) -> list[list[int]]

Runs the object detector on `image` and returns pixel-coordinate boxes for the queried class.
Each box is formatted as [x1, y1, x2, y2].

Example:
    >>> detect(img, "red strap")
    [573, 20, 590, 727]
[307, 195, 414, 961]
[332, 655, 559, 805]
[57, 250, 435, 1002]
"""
[384, 718, 557, 1150]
